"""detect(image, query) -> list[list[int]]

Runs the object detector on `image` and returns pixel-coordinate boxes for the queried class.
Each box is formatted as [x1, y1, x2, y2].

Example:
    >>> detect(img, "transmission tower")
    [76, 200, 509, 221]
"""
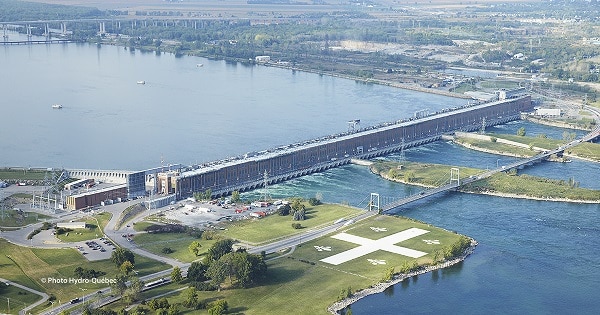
[398, 137, 406, 161]
[347, 119, 360, 133]
[480, 117, 487, 134]
[262, 170, 271, 202]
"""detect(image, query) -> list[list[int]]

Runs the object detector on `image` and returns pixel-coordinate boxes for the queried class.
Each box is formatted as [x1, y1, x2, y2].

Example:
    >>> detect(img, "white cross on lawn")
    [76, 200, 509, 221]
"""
[320, 228, 429, 266]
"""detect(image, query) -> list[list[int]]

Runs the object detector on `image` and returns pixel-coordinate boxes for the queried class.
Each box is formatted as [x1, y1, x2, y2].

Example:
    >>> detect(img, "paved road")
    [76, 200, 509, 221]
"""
[0, 277, 49, 315]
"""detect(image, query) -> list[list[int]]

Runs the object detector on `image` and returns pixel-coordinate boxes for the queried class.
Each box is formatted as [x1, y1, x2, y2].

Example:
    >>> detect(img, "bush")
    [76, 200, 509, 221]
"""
[308, 197, 321, 206]
[161, 247, 174, 254]
[145, 224, 186, 234]
[193, 281, 218, 291]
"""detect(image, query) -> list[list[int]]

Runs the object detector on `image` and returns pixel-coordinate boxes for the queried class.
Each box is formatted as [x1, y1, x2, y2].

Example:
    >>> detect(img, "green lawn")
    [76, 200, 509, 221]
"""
[0, 209, 52, 227]
[490, 133, 565, 149]
[372, 161, 600, 201]
[0, 239, 169, 312]
[0, 169, 47, 181]
[133, 232, 213, 263]
[567, 142, 600, 162]
[455, 137, 538, 157]
[0, 282, 43, 315]
[55, 212, 112, 242]
[371, 161, 482, 187]
[103, 215, 467, 315]
[219, 203, 363, 244]
[464, 172, 600, 201]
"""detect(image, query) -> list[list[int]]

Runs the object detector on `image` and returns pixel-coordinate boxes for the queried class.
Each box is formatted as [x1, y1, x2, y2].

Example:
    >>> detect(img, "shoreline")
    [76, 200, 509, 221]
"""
[452, 136, 600, 163]
[372, 167, 600, 204]
[328, 239, 478, 314]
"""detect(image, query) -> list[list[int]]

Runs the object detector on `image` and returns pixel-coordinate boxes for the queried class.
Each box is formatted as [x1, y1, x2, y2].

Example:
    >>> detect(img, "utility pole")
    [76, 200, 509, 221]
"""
[262, 170, 270, 202]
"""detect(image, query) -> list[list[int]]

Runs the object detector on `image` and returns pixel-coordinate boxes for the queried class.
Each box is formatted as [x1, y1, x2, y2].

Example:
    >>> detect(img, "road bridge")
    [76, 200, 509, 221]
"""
[380, 105, 600, 212]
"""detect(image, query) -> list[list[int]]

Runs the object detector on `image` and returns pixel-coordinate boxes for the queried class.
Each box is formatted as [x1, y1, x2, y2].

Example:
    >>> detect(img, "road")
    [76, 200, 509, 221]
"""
[0, 277, 49, 315]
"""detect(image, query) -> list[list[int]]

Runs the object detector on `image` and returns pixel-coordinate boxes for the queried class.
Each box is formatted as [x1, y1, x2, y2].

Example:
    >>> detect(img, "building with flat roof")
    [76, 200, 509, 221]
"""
[65, 184, 127, 210]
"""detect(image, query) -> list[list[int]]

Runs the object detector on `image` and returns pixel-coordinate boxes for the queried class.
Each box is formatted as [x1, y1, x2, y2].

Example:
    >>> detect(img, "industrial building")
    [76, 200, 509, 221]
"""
[65, 184, 127, 210]
[157, 95, 532, 199]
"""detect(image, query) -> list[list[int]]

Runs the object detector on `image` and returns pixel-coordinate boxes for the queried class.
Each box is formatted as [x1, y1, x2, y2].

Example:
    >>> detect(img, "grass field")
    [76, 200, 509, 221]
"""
[0, 169, 47, 181]
[490, 133, 565, 149]
[55, 212, 111, 242]
[219, 203, 363, 244]
[454, 137, 538, 157]
[0, 209, 52, 227]
[372, 161, 600, 201]
[133, 232, 214, 263]
[104, 215, 466, 315]
[464, 172, 600, 201]
[132, 203, 362, 262]
[371, 161, 482, 187]
[0, 238, 169, 313]
[0, 283, 42, 315]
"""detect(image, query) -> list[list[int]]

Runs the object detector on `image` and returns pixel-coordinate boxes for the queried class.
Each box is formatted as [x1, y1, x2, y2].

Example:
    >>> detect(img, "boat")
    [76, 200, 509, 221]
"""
[51, 104, 63, 109]
[137, 80, 146, 85]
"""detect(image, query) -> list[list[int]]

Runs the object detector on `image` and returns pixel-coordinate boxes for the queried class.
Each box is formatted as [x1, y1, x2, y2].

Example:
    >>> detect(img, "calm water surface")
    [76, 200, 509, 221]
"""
[2, 38, 599, 314]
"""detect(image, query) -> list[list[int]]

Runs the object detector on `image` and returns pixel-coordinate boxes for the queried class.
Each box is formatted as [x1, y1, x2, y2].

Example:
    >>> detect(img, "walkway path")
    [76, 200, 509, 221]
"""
[0, 277, 49, 315]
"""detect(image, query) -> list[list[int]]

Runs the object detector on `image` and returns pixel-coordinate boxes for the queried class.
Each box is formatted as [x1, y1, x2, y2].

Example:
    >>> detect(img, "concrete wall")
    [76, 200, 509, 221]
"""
[172, 96, 533, 199]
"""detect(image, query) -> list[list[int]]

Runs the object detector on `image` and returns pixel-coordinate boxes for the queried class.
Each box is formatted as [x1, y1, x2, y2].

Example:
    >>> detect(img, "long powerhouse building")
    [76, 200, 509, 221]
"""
[158, 95, 532, 199]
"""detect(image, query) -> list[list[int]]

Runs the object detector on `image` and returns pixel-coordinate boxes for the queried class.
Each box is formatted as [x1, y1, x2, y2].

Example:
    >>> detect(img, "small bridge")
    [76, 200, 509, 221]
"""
[378, 105, 600, 212]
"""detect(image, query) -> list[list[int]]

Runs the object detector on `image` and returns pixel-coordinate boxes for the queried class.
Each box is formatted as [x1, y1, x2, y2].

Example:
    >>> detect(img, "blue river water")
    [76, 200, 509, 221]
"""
[2, 35, 599, 314]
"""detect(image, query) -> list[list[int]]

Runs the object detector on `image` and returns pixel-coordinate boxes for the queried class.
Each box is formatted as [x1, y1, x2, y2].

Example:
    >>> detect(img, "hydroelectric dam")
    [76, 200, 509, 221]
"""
[155, 95, 533, 200]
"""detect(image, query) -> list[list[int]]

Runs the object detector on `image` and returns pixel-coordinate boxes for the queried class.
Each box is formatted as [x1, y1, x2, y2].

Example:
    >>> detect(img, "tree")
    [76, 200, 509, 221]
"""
[278, 203, 291, 216]
[308, 197, 321, 206]
[231, 190, 241, 203]
[120, 260, 134, 275]
[111, 248, 135, 268]
[382, 267, 395, 282]
[517, 127, 526, 136]
[171, 266, 183, 283]
[123, 277, 144, 304]
[290, 198, 305, 214]
[207, 299, 228, 315]
[110, 274, 128, 296]
[404, 170, 415, 183]
[206, 239, 234, 263]
[293, 208, 306, 221]
[188, 240, 202, 256]
[187, 261, 208, 282]
[204, 189, 212, 200]
[182, 287, 198, 308]
[207, 252, 267, 288]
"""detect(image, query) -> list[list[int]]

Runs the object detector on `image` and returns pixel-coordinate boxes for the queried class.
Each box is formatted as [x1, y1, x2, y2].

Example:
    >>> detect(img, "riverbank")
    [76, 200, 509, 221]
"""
[370, 161, 600, 203]
[328, 239, 478, 314]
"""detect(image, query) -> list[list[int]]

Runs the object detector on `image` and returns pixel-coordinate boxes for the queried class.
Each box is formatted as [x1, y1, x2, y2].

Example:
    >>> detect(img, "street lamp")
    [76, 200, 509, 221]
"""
[80, 288, 87, 305]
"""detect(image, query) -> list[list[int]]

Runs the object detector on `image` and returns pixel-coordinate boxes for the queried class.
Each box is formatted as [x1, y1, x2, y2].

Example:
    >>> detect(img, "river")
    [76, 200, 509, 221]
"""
[2, 33, 599, 314]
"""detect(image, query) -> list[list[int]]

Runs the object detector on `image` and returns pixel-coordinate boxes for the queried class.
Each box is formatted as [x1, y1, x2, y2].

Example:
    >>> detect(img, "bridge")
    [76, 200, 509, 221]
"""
[378, 105, 600, 212]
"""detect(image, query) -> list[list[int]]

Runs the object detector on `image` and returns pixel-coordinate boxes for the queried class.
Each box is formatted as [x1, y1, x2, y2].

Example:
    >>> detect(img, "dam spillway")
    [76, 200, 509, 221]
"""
[158, 95, 532, 199]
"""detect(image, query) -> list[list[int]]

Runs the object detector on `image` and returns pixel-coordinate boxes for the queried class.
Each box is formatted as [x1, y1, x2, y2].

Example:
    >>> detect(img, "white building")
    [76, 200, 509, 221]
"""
[534, 107, 562, 117]
[255, 56, 271, 63]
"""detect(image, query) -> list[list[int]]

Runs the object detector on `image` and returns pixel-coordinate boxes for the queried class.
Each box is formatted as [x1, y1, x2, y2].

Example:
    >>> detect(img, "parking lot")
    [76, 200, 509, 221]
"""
[76, 237, 116, 261]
